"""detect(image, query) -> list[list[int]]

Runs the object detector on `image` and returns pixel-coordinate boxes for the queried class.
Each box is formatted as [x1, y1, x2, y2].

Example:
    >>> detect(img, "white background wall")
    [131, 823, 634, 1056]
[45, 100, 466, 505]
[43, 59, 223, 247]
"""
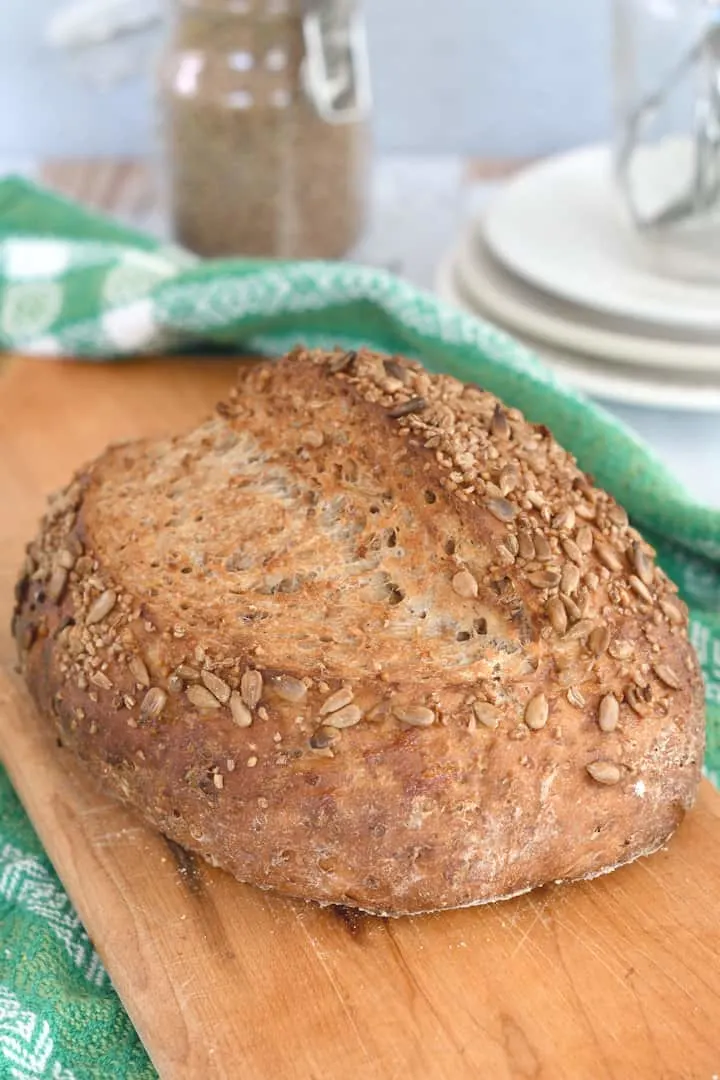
[0, 0, 612, 158]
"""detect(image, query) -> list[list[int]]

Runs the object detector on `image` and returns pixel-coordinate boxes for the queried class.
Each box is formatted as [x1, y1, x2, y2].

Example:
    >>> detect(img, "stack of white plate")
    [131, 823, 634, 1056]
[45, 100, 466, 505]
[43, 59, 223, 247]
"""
[436, 145, 720, 411]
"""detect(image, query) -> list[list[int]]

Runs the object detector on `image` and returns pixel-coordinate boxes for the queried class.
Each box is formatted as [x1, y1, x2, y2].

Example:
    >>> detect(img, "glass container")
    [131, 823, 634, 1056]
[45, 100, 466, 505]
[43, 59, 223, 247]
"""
[159, 0, 371, 258]
[614, 0, 720, 281]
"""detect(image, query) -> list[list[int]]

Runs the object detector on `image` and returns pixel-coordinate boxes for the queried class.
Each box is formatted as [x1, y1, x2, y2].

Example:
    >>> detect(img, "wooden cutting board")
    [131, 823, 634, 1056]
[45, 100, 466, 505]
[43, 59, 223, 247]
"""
[1, 357, 719, 1080]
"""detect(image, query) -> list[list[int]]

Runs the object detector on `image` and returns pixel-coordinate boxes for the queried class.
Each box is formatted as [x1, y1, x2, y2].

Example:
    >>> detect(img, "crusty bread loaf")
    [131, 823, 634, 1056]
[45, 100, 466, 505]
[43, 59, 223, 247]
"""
[12, 347, 705, 915]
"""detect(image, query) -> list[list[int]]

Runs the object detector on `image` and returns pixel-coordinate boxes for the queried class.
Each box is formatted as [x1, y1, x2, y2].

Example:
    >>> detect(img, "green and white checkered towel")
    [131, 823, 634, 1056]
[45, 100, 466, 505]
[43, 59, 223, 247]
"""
[0, 175, 719, 1079]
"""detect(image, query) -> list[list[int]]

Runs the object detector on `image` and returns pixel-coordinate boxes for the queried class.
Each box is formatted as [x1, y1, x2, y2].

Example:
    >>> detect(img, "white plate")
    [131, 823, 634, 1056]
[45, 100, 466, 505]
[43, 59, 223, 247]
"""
[483, 145, 720, 333]
[435, 251, 720, 412]
[454, 226, 720, 373]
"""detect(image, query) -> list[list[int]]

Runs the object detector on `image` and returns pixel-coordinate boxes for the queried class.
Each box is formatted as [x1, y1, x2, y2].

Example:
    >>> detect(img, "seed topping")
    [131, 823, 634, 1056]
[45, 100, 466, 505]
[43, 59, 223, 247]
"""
[230, 692, 253, 728]
[629, 575, 653, 604]
[86, 589, 116, 625]
[653, 663, 682, 690]
[201, 670, 231, 704]
[586, 761, 621, 785]
[388, 396, 427, 419]
[598, 695, 619, 732]
[187, 685, 222, 710]
[588, 626, 610, 656]
[452, 569, 479, 599]
[319, 687, 355, 716]
[48, 566, 68, 603]
[528, 569, 561, 589]
[594, 540, 623, 573]
[310, 726, 340, 750]
[240, 669, 263, 709]
[324, 704, 363, 729]
[547, 596, 568, 634]
[629, 541, 654, 586]
[393, 703, 435, 727]
[271, 675, 307, 703]
[486, 497, 516, 523]
[128, 656, 150, 688]
[524, 693, 549, 730]
[140, 687, 167, 723]
[472, 701, 500, 729]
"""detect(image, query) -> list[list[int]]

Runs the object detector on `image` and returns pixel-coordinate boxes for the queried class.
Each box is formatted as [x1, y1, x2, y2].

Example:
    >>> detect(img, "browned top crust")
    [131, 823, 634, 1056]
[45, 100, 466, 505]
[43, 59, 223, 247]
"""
[13, 347, 705, 915]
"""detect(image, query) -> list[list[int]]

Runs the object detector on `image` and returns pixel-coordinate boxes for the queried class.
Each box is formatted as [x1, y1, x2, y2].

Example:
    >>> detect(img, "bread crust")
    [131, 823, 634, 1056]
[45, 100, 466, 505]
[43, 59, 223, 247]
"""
[12, 348, 705, 915]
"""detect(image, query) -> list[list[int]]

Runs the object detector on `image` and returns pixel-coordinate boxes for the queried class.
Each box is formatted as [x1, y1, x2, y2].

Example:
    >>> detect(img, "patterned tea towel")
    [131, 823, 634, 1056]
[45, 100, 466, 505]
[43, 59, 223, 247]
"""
[0, 175, 718, 1079]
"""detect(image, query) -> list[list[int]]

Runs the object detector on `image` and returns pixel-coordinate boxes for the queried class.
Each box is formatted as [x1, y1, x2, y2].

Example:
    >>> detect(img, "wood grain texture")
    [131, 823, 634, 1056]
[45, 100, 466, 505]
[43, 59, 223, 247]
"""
[1, 358, 720, 1080]
[40, 159, 157, 219]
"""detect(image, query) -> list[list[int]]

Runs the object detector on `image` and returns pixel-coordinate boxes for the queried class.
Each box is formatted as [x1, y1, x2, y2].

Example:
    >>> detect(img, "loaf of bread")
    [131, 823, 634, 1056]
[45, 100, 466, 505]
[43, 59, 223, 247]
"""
[12, 347, 705, 915]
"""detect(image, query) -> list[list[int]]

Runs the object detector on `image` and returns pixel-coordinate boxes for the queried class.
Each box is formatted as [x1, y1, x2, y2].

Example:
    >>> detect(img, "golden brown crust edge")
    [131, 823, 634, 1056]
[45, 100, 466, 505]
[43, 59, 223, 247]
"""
[12, 347, 705, 916]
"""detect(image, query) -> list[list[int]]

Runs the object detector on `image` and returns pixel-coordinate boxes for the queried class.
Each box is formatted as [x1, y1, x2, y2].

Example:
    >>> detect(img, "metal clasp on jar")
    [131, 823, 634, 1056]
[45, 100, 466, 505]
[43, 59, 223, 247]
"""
[301, 0, 372, 124]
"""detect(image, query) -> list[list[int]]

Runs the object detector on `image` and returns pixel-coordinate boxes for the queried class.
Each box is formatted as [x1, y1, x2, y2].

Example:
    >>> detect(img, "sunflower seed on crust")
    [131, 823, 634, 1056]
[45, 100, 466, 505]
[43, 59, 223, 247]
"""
[176, 664, 200, 681]
[586, 761, 621, 785]
[187, 685, 222, 710]
[564, 619, 595, 641]
[629, 541, 654, 586]
[393, 704, 435, 727]
[272, 675, 307, 703]
[486, 497, 517, 523]
[608, 639, 633, 661]
[528, 569, 561, 589]
[201, 670, 231, 704]
[140, 687, 167, 722]
[388, 396, 427, 419]
[533, 532, 553, 562]
[560, 563, 580, 596]
[576, 526, 593, 553]
[90, 671, 112, 691]
[625, 687, 649, 716]
[128, 656, 150, 688]
[472, 701, 500, 729]
[629, 575, 653, 604]
[241, 669, 263, 709]
[598, 694, 619, 732]
[490, 404, 510, 438]
[320, 687, 355, 716]
[561, 594, 583, 622]
[328, 350, 357, 373]
[588, 626, 610, 656]
[324, 704, 363, 729]
[310, 726, 340, 750]
[230, 692, 253, 728]
[524, 693, 549, 730]
[547, 596, 568, 634]
[561, 538, 583, 564]
[594, 540, 623, 572]
[499, 465, 520, 496]
[660, 598, 685, 625]
[553, 507, 576, 532]
[653, 663, 682, 690]
[518, 531, 536, 560]
[86, 589, 116, 625]
[452, 569, 478, 599]
[567, 687, 586, 709]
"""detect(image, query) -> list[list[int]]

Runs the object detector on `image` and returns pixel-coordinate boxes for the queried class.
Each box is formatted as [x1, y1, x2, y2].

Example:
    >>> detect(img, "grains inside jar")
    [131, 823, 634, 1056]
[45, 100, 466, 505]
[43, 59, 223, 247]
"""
[159, 0, 370, 258]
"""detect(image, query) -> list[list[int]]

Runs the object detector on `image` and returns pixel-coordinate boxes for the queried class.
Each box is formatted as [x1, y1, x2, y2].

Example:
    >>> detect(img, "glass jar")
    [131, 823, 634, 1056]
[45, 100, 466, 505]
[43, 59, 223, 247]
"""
[158, 0, 371, 259]
[613, 0, 720, 282]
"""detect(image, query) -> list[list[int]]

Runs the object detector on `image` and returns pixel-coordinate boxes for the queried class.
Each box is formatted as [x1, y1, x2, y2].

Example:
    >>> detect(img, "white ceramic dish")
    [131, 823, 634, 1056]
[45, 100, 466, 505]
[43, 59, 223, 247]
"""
[483, 145, 720, 333]
[435, 251, 720, 412]
[454, 227, 720, 373]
